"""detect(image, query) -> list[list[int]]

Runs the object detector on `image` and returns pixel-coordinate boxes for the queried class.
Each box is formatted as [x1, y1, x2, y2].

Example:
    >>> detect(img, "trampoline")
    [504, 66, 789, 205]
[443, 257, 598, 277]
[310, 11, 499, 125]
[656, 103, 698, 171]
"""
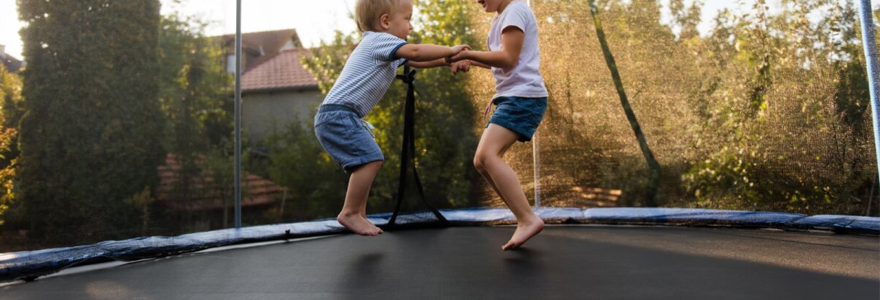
[1, 223, 878, 300]
[2, 0, 880, 299]
[1, 207, 879, 300]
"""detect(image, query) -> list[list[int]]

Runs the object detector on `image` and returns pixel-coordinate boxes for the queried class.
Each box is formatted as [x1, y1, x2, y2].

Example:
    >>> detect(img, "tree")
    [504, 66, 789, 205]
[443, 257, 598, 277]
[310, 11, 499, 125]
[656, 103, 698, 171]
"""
[0, 64, 21, 226]
[588, 0, 662, 206]
[682, 0, 877, 214]
[17, 0, 165, 242]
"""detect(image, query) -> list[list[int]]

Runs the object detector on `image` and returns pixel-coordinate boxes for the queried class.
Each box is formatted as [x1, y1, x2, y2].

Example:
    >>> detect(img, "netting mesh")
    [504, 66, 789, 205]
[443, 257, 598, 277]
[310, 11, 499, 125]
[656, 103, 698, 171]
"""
[0, 0, 877, 255]
[466, 0, 878, 214]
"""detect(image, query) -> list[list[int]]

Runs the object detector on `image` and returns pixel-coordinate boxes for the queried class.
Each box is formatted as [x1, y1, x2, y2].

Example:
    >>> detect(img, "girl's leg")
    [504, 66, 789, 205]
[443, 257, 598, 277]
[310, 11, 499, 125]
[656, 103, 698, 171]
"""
[474, 124, 544, 250]
[338, 161, 384, 236]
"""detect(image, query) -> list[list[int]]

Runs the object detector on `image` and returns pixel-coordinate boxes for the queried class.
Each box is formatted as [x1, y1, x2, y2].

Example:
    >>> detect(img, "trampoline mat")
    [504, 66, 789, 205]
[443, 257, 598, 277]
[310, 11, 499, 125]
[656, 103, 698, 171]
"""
[1, 225, 878, 300]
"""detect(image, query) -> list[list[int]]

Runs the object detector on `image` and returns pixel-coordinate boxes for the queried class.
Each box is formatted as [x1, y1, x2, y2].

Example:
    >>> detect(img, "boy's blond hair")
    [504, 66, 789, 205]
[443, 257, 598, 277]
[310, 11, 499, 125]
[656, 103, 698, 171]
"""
[355, 0, 405, 32]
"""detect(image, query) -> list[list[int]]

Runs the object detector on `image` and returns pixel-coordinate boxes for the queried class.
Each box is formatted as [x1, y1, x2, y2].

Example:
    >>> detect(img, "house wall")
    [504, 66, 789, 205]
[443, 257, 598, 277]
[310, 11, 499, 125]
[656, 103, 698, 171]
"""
[242, 88, 323, 143]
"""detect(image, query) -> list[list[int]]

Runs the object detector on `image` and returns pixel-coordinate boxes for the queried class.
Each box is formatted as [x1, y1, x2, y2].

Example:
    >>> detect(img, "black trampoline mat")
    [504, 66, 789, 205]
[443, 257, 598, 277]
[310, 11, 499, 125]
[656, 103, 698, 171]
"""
[2, 225, 878, 300]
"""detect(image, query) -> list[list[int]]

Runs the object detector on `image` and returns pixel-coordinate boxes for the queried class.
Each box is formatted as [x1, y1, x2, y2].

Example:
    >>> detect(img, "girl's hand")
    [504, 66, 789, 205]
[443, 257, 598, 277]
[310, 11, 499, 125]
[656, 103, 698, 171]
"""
[451, 60, 472, 74]
[447, 49, 469, 64]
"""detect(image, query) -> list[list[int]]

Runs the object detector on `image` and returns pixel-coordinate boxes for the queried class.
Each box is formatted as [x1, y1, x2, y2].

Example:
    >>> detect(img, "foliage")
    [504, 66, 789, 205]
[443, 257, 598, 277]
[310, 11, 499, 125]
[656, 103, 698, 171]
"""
[0, 64, 21, 226]
[459, 0, 877, 214]
[265, 120, 347, 221]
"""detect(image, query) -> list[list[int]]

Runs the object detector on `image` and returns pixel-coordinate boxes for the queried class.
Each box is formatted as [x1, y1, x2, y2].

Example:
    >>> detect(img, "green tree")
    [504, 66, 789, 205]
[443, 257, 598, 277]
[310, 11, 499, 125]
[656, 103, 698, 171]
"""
[0, 64, 21, 226]
[682, 0, 876, 214]
[17, 0, 165, 242]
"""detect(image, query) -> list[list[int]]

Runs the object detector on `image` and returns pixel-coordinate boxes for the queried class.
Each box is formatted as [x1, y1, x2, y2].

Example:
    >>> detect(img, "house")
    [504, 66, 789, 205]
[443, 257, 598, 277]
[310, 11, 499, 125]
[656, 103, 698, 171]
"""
[215, 29, 323, 143]
[0, 45, 23, 73]
[240, 49, 321, 142]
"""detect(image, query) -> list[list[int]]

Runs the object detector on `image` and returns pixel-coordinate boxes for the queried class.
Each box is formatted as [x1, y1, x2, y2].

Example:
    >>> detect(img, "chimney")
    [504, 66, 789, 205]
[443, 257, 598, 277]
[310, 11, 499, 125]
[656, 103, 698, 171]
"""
[0, 44, 6, 59]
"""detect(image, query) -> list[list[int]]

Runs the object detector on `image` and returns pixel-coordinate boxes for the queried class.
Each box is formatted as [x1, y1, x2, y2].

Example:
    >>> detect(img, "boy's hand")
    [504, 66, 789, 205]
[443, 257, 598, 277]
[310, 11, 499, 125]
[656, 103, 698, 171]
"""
[446, 45, 470, 64]
[451, 60, 472, 74]
[447, 49, 469, 64]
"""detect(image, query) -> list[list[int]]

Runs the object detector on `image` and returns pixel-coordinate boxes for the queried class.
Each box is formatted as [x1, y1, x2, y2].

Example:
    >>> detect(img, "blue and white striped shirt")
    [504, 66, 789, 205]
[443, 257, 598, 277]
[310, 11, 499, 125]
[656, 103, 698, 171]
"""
[321, 31, 408, 117]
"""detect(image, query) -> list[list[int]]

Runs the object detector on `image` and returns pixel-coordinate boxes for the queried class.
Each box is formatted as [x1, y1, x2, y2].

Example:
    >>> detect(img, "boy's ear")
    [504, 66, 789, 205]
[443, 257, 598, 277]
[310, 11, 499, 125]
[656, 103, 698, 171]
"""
[380, 14, 391, 30]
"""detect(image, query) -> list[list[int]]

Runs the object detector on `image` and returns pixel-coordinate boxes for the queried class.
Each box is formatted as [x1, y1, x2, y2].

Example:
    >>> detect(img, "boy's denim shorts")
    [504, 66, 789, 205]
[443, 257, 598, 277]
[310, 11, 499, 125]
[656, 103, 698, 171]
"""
[314, 104, 383, 172]
[486, 96, 548, 142]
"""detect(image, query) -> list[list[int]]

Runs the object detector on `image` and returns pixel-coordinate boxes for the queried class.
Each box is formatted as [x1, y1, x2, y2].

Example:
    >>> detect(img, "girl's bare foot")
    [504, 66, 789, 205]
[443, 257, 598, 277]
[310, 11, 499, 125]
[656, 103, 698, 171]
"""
[359, 211, 384, 234]
[338, 213, 382, 236]
[502, 216, 544, 251]
[369, 223, 384, 234]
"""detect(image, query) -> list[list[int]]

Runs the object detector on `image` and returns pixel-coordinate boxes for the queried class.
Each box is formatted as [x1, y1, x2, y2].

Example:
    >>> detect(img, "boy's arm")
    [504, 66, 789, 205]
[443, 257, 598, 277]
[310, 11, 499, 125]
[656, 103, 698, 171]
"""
[406, 58, 450, 69]
[449, 27, 524, 70]
[395, 44, 469, 62]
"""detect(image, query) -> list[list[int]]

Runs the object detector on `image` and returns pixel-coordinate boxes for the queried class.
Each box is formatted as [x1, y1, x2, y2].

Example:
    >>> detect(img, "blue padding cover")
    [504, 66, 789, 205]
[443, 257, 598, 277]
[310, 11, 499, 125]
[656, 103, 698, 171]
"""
[582, 208, 807, 227]
[792, 215, 880, 232]
[2, 207, 878, 283]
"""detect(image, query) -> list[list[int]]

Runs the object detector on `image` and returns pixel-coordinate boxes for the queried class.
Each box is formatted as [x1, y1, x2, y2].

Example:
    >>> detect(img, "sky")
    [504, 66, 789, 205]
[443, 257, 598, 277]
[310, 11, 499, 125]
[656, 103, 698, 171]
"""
[0, 0, 872, 61]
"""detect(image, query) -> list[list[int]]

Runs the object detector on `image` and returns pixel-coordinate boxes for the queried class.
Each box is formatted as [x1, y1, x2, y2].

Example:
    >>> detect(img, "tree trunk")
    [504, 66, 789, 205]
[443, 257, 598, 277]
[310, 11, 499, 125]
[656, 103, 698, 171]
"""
[587, 0, 662, 206]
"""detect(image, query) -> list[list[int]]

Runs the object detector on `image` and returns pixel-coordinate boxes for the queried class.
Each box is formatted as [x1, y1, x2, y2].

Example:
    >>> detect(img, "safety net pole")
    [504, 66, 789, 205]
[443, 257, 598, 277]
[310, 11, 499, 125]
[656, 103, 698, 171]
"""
[234, 0, 243, 229]
[525, 0, 541, 208]
[387, 66, 448, 227]
[859, 0, 880, 184]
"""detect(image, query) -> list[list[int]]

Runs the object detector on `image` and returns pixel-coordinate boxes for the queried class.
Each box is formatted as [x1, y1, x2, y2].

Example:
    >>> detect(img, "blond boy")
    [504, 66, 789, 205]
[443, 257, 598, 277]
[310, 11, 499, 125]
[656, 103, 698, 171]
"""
[314, 0, 469, 235]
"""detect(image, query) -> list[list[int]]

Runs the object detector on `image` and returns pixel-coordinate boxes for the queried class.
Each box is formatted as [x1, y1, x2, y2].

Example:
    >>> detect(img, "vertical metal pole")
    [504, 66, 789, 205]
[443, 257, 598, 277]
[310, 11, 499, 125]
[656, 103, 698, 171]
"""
[858, 0, 880, 185]
[533, 132, 541, 208]
[526, 0, 541, 209]
[234, 0, 243, 229]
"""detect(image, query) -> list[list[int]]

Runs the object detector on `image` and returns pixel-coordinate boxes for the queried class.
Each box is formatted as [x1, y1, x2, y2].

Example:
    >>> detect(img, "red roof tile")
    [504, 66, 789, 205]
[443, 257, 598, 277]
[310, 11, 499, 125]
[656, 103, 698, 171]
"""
[241, 49, 318, 92]
[216, 29, 303, 70]
[156, 153, 288, 211]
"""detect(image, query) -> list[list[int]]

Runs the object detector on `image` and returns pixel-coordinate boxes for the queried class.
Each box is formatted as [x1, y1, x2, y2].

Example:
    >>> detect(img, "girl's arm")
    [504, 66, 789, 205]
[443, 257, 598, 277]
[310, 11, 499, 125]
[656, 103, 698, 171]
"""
[396, 44, 470, 62]
[449, 27, 524, 70]
[468, 60, 491, 69]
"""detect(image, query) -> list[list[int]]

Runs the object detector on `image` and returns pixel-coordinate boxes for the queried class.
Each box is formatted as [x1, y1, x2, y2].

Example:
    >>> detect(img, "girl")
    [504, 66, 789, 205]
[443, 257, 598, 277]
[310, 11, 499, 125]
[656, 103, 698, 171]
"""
[449, 0, 548, 250]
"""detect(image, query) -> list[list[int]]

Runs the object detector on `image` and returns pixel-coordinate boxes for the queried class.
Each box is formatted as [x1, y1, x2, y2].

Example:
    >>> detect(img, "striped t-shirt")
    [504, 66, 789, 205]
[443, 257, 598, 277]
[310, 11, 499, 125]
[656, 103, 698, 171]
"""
[321, 31, 408, 117]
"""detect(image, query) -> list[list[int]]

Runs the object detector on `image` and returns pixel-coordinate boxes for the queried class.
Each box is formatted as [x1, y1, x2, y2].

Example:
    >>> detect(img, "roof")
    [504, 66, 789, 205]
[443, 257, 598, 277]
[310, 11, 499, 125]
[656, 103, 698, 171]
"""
[2, 55, 22, 73]
[241, 49, 318, 93]
[156, 153, 287, 211]
[216, 29, 302, 70]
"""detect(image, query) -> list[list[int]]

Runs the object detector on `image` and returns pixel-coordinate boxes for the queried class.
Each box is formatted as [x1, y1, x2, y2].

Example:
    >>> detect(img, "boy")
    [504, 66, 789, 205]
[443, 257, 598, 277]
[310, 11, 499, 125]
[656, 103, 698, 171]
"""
[314, 0, 469, 235]
[449, 0, 548, 250]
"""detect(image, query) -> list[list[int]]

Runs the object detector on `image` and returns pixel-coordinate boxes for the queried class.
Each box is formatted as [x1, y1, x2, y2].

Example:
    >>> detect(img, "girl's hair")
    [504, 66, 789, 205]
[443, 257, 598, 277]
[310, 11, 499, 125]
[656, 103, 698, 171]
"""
[355, 0, 405, 32]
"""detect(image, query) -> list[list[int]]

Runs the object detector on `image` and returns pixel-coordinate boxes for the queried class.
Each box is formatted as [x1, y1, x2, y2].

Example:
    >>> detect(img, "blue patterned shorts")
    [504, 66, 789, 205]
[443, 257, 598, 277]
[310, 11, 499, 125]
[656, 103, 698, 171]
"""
[314, 104, 384, 172]
[486, 96, 548, 142]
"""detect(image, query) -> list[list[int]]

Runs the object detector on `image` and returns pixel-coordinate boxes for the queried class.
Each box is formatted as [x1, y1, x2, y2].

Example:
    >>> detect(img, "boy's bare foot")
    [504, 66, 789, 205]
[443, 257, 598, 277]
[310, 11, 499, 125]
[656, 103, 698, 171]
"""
[338, 213, 382, 236]
[502, 216, 544, 251]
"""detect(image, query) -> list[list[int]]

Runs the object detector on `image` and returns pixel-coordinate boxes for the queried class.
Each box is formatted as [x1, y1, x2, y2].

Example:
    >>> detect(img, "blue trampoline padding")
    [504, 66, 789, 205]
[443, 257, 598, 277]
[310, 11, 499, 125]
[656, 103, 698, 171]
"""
[582, 208, 807, 227]
[1, 207, 878, 283]
[792, 215, 880, 233]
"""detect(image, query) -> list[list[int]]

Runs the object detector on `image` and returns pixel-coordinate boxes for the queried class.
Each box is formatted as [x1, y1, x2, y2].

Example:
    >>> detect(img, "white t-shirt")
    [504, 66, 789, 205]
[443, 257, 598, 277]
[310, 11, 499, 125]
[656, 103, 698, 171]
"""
[487, 0, 548, 99]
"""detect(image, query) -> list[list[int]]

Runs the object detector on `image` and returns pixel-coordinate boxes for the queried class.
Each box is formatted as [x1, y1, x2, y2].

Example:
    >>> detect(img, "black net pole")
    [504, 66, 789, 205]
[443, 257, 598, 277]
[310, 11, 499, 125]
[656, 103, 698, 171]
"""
[387, 66, 448, 227]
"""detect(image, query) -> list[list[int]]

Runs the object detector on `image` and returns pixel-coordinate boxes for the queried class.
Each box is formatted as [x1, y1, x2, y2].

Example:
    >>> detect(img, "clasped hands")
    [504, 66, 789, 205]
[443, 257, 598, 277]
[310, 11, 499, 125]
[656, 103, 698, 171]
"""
[447, 45, 474, 75]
